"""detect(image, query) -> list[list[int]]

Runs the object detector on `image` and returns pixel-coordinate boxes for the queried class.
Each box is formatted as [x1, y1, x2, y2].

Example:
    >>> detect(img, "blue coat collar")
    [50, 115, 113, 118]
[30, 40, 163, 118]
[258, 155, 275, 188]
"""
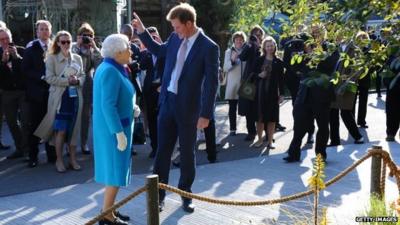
[104, 58, 128, 77]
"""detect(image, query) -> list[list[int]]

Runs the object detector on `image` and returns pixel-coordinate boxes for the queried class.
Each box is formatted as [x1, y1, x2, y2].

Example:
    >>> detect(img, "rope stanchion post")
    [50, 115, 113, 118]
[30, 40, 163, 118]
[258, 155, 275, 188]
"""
[146, 175, 160, 225]
[370, 145, 383, 199]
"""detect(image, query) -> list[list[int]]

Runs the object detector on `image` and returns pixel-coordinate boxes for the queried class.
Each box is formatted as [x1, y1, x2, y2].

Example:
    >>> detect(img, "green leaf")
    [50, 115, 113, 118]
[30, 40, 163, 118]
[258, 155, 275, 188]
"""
[345, 81, 358, 93]
[290, 55, 297, 65]
[344, 59, 350, 68]
[297, 55, 303, 64]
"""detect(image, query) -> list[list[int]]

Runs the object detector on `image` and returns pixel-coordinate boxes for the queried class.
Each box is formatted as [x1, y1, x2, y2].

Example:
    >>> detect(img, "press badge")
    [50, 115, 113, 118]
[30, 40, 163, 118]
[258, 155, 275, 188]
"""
[69, 86, 78, 98]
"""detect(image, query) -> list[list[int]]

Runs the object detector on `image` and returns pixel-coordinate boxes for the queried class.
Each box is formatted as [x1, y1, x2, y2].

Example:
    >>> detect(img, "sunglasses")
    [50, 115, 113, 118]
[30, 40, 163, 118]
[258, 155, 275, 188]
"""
[60, 40, 71, 45]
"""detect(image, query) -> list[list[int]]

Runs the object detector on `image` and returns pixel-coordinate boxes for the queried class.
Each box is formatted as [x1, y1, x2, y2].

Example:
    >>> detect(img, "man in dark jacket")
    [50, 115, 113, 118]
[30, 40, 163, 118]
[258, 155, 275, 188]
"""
[23, 20, 56, 167]
[284, 25, 339, 162]
[0, 27, 29, 159]
[139, 27, 165, 158]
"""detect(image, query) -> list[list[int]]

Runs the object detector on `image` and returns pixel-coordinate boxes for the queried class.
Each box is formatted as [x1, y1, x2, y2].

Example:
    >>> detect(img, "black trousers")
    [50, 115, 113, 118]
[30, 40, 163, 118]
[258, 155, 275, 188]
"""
[204, 118, 217, 162]
[329, 108, 362, 144]
[28, 100, 56, 162]
[376, 74, 382, 96]
[246, 114, 256, 135]
[288, 102, 330, 160]
[146, 102, 158, 152]
[386, 84, 400, 137]
[356, 86, 369, 126]
[228, 100, 238, 131]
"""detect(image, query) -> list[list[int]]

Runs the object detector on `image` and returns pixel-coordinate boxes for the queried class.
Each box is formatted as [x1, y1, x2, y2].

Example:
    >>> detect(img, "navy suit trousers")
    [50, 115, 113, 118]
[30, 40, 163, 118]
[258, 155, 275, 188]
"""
[153, 92, 197, 201]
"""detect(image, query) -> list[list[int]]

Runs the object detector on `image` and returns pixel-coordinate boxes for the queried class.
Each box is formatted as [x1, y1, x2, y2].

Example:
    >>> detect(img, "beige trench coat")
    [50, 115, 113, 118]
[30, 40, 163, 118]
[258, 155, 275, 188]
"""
[223, 47, 246, 100]
[34, 52, 85, 146]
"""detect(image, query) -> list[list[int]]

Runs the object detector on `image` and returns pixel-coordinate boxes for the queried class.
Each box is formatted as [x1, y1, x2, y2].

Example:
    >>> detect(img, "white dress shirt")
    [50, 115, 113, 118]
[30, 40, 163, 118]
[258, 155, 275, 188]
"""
[167, 28, 201, 94]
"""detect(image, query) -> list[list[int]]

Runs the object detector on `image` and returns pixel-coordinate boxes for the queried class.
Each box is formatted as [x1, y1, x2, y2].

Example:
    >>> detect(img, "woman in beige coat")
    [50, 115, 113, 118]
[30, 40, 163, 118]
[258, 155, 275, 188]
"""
[223, 31, 246, 136]
[35, 31, 85, 173]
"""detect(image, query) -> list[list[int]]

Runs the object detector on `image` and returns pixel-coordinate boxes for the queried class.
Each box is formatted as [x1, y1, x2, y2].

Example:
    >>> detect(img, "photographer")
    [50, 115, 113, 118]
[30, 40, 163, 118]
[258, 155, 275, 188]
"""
[71, 23, 102, 154]
[238, 25, 264, 142]
[0, 27, 29, 159]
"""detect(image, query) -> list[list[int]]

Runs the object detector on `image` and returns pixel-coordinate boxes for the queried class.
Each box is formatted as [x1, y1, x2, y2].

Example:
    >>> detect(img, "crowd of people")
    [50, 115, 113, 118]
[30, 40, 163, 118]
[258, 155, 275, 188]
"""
[0, 2, 399, 224]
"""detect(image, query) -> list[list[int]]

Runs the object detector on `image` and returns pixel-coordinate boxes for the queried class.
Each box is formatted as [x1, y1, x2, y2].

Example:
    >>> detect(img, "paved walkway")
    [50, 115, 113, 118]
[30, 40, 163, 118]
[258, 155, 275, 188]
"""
[0, 93, 399, 225]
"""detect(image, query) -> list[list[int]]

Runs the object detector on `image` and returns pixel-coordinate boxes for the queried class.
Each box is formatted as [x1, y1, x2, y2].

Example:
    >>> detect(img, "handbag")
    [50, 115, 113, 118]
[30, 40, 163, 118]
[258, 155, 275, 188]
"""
[238, 73, 256, 100]
[133, 117, 146, 145]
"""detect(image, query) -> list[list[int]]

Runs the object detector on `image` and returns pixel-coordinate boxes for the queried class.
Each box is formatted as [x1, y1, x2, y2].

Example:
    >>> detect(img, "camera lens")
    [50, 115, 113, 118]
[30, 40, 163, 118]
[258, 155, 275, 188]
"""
[82, 36, 91, 44]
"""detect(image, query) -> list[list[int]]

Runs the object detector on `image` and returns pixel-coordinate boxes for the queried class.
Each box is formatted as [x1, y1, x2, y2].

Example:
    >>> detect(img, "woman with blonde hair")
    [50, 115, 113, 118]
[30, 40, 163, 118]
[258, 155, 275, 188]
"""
[252, 36, 284, 149]
[35, 30, 85, 173]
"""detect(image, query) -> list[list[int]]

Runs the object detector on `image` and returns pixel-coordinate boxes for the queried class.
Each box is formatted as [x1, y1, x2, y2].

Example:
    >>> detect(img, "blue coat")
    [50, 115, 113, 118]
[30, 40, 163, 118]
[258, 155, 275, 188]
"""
[93, 58, 135, 186]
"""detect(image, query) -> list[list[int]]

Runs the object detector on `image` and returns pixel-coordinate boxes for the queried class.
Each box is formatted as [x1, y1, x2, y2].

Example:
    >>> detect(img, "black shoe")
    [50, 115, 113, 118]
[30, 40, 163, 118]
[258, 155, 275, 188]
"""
[182, 199, 195, 213]
[229, 131, 236, 136]
[0, 142, 10, 150]
[159, 201, 165, 212]
[98, 217, 128, 225]
[148, 150, 156, 158]
[114, 211, 130, 222]
[386, 136, 395, 142]
[359, 124, 368, 128]
[28, 160, 38, 168]
[244, 134, 255, 141]
[275, 123, 286, 132]
[283, 156, 300, 163]
[7, 151, 24, 159]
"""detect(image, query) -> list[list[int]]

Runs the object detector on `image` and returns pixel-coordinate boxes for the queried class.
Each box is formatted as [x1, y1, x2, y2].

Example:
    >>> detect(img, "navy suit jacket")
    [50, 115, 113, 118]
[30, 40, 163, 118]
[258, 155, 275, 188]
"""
[139, 30, 219, 122]
[21, 40, 50, 103]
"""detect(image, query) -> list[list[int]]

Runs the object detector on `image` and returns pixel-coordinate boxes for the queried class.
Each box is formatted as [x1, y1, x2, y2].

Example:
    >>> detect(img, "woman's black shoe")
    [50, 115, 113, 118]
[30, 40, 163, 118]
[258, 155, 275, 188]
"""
[114, 211, 130, 221]
[98, 217, 128, 225]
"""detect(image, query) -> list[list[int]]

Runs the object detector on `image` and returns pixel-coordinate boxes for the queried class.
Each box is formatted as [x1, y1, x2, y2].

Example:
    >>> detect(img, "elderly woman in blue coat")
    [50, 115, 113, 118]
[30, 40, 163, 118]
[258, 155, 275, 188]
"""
[93, 33, 139, 225]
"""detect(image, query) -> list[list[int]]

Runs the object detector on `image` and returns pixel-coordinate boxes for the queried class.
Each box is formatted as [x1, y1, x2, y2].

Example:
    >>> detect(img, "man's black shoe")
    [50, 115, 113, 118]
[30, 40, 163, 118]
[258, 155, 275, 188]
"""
[7, 151, 23, 159]
[386, 136, 395, 142]
[229, 131, 236, 136]
[159, 201, 165, 212]
[283, 156, 300, 163]
[359, 124, 368, 128]
[28, 160, 38, 168]
[182, 200, 195, 213]
[0, 142, 10, 150]
[244, 134, 255, 141]
[275, 123, 286, 132]
[114, 210, 130, 222]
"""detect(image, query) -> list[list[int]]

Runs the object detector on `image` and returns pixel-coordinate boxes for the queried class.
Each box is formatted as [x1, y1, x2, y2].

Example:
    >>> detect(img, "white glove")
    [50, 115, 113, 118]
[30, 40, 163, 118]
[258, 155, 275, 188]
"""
[133, 104, 141, 118]
[116, 132, 127, 151]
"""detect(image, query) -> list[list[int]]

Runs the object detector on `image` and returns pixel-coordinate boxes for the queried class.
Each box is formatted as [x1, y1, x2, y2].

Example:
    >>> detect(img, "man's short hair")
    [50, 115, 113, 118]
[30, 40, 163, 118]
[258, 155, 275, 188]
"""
[166, 2, 197, 24]
[77, 22, 95, 36]
[35, 20, 52, 30]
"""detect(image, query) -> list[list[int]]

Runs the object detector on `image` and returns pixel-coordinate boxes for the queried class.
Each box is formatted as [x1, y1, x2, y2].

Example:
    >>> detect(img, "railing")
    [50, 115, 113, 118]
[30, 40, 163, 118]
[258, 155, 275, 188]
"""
[84, 145, 400, 225]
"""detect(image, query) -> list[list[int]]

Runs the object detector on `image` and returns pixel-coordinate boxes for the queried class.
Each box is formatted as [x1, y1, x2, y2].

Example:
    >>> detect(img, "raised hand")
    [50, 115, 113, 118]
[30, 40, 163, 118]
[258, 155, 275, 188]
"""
[131, 12, 146, 34]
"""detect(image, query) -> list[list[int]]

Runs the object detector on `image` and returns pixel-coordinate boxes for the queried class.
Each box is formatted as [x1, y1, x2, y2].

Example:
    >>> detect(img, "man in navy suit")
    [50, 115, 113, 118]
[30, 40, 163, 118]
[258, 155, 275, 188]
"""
[22, 20, 56, 167]
[132, 2, 219, 213]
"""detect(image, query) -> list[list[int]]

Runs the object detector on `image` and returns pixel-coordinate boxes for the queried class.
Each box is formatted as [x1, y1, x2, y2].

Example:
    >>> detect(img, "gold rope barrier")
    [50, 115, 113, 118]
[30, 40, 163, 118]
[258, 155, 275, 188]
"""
[158, 149, 400, 206]
[84, 186, 147, 225]
[85, 148, 400, 223]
